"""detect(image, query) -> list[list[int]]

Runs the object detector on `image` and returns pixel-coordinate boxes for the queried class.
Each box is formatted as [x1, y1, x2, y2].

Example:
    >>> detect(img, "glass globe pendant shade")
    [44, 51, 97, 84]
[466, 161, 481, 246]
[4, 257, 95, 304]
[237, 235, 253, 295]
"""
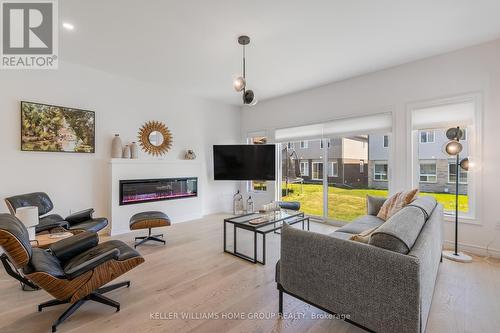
[445, 140, 463, 156]
[243, 90, 255, 104]
[459, 158, 469, 171]
[233, 76, 246, 92]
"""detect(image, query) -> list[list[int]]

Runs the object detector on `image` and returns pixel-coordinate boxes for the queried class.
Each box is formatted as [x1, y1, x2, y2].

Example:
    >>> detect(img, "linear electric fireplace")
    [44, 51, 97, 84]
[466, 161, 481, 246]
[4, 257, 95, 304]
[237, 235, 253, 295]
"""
[119, 177, 198, 206]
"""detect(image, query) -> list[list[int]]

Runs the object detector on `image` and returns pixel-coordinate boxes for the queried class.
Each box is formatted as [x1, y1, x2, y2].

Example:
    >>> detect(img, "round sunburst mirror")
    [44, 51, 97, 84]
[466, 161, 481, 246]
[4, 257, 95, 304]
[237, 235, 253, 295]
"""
[138, 121, 173, 156]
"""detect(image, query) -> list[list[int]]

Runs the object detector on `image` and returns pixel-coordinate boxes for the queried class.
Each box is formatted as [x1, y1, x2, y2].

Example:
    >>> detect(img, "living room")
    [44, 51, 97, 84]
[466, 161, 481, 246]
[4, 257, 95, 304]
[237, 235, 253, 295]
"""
[1, 1, 499, 332]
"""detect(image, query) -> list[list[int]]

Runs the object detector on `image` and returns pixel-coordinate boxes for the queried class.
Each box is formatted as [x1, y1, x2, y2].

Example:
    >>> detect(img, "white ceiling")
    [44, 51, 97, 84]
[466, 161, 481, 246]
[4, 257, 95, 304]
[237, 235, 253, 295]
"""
[61, 0, 500, 105]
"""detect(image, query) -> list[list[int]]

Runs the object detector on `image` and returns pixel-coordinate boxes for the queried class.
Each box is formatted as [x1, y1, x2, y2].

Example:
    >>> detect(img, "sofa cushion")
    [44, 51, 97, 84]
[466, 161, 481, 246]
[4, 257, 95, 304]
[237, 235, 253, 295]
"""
[369, 206, 426, 254]
[377, 189, 419, 221]
[366, 195, 387, 216]
[409, 196, 437, 219]
[335, 215, 384, 235]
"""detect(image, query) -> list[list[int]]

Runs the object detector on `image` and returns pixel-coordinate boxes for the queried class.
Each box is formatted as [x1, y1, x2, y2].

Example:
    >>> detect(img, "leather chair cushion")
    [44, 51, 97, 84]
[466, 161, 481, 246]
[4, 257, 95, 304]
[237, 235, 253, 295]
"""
[63, 240, 141, 279]
[5, 192, 54, 216]
[68, 218, 108, 233]
[49, 231, 99, 263]
[37, 214, 69, 233]
[0, 213, 32, 258]
[65, 209, 94, 225]
[23, 248, 65, 278]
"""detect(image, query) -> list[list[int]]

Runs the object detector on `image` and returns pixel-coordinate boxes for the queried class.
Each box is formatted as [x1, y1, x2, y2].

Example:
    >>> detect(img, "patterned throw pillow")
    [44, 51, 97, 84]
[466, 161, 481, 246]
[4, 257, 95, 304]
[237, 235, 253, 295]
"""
[376, 189, 419, 221]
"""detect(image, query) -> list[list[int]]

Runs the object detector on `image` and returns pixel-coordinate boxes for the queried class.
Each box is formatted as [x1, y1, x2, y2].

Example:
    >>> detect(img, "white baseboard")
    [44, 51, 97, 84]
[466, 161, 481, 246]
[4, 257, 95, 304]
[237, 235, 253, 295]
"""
[443, 240, 500, 259]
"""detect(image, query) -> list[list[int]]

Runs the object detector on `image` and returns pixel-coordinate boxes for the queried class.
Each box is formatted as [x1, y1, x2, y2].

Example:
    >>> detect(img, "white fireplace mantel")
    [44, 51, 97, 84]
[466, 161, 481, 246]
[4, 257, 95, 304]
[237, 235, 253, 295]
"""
[109, 158, 203, 235]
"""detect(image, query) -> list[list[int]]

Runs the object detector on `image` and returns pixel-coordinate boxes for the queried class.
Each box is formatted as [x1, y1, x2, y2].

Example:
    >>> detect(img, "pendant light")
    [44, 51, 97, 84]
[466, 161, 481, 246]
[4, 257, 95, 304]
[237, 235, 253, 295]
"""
[234, 35, 257, 105]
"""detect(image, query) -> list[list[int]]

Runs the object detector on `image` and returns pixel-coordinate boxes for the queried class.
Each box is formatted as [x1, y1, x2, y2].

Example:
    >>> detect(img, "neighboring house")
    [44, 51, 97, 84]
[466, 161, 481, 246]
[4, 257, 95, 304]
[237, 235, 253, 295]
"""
[368, 129, 468, 194]
[286, 137, 368, 188]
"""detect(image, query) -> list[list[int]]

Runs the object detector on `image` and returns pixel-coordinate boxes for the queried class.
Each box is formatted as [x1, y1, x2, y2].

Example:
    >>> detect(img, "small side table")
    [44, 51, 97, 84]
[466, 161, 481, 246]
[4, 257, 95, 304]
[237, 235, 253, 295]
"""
[31, 232, 74, 249]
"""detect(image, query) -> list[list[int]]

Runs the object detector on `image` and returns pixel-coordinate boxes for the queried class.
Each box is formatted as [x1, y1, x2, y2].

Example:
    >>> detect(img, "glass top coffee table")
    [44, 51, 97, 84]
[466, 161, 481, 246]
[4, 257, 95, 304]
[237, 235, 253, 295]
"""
[223, 210, 309, 265]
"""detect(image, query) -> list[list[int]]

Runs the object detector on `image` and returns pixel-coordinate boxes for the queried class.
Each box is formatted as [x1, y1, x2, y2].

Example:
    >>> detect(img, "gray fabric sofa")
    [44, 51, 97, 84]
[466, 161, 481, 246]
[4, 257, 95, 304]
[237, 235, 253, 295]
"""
[276, 196, 443, 333]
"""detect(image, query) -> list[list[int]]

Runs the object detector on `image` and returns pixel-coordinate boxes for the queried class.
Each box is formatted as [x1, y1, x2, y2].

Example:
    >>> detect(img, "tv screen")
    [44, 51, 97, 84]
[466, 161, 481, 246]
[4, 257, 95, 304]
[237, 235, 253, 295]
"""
[213, 145, 276, 181]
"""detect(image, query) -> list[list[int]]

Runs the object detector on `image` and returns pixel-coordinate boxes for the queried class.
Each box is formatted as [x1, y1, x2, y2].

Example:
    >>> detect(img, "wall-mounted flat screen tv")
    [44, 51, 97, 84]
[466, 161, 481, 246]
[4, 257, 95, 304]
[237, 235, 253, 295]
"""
[21, 101, 95, 153]
[213, 144, 276, 181]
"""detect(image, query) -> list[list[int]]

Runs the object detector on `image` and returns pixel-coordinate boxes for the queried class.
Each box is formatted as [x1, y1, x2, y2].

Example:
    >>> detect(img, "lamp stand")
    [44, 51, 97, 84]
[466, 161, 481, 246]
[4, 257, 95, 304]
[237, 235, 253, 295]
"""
[442, 153, 472, 263]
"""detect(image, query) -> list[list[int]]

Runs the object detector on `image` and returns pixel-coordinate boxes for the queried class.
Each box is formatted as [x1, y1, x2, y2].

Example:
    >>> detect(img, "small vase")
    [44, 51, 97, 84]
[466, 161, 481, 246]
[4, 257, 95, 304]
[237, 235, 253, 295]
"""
[130, 142, 139, 159]
[111, 134, 122, 158]
[122, 145, 131, 158]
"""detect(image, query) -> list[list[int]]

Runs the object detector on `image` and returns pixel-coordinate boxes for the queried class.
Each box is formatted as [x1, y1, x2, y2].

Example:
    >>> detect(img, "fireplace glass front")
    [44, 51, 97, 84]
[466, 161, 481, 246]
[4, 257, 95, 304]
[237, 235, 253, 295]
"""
[119, 177, 198, 205]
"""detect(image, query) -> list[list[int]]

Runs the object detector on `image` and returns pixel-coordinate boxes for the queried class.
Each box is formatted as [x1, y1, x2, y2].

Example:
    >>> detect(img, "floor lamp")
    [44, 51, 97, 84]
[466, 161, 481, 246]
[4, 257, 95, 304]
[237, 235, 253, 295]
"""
[442, 126, 472, 263]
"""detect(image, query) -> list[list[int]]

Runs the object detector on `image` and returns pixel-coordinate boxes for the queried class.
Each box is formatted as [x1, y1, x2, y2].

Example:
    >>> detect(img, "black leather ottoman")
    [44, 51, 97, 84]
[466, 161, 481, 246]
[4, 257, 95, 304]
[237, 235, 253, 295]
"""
[129, 211, 170, 248]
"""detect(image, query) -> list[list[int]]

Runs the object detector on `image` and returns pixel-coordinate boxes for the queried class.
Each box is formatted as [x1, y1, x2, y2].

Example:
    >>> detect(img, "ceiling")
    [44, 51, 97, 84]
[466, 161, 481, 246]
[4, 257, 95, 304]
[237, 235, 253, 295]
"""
[60, 0, 500, 105]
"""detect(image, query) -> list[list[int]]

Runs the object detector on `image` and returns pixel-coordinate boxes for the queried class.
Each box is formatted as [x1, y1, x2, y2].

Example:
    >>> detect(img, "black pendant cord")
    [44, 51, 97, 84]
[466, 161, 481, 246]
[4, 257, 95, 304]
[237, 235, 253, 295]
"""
[242, 44, 246, 94]
[455, 153, 459, 255]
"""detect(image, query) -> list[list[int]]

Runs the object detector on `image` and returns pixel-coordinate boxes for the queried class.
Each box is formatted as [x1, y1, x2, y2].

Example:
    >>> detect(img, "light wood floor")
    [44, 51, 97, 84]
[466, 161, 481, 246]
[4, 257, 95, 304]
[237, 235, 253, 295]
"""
[1, 214, 499, 333]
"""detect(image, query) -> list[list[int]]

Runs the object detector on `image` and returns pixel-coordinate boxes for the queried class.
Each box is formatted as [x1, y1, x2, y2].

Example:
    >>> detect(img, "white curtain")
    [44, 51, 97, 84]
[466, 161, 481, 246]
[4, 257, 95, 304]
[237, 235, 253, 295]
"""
[412, 101, 475, 130]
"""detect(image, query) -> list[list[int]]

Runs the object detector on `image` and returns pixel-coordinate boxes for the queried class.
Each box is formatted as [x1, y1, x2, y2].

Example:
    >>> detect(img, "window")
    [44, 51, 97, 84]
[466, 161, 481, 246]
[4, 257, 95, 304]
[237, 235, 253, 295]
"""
[448, 161, 468, 184]
[383, 135, 389, 147]
[312, 162, 323, 180]
[299, 161, 309, 176]
[374, 161, 388, 181]
[419, 161, 437, 183]
[328, 161, 338, 177]
[320, 139, 331, 149]
[419, 130, 435, 143]
[300, 141, 308, 149]
[287, 142, 295, 149]
[359, 160, 364, 173]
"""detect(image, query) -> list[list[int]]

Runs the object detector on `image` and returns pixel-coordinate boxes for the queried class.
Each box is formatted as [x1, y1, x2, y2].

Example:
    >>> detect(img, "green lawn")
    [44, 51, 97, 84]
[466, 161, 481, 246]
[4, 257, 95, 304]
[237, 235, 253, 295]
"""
[282, 184, 468, 221]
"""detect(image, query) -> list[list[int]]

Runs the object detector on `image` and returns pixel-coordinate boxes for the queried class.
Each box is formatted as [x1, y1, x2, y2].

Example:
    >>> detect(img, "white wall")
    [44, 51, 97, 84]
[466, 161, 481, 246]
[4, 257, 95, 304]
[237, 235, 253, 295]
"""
[0, 61, 241, 231]
[241, 39, 500, 257]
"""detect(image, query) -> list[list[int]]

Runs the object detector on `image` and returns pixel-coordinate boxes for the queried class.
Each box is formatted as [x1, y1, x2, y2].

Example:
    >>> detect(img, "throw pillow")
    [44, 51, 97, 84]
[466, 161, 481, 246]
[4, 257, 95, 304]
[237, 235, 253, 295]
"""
[377, 188, 419, 221]
[350, 226, 378, 244]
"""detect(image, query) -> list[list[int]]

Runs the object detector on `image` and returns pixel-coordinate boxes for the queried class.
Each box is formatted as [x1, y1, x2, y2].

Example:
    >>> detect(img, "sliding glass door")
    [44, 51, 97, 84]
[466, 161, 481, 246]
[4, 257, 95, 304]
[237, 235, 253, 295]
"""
[281, 139, 324, 218]
[280, 133, 390, 223]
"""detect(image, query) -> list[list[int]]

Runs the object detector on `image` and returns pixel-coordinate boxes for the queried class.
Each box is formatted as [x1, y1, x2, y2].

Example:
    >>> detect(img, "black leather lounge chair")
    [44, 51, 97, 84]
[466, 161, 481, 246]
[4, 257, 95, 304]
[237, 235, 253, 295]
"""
[4, 192, 108, 234]
[0, 213, 145, 332]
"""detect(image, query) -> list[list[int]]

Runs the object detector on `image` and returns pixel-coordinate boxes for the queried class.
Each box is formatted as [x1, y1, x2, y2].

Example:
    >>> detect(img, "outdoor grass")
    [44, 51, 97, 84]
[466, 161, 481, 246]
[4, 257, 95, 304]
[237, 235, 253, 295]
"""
[282, 183, 468, 221]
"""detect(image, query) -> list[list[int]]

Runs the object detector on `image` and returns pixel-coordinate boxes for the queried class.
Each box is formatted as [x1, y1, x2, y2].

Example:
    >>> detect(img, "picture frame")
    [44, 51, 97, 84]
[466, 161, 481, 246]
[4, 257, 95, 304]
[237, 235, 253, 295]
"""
[21, 101, 96, 153]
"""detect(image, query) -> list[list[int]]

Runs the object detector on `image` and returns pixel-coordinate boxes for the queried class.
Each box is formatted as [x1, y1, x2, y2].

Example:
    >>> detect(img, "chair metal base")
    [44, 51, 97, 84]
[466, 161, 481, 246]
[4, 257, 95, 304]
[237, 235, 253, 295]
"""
[38, 281, 130, 332]
[134, 228, 166, 248]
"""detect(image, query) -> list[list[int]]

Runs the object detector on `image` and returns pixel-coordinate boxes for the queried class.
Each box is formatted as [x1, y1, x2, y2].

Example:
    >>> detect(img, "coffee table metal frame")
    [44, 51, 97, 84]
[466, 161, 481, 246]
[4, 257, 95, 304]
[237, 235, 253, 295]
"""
[223, 211, 310, 265]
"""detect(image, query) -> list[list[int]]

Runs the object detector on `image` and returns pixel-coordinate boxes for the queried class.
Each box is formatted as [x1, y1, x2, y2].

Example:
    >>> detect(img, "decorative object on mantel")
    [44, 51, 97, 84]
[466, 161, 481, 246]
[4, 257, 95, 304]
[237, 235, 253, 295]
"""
[233, 190, 244, 215]
[122, 144, 131, 158]
[138, 120, 173, 156]
[111, 134, 123, 158]
[442, 126, 472, 263]
[184, 149, 196, 160]
[130, 142, 139, 159]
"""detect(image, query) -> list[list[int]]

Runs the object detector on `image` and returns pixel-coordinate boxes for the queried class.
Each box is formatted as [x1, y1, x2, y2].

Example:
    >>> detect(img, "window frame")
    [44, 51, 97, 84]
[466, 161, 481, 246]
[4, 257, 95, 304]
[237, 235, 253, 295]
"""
[419, 130, 435, 144]
[328, 161, 338, 177]
[300, 141, 308, 149]
[448, 160, 468, 184]
[419, 160, 437, 183]
[299, 161, 309, 176]
[373, 161, 388, 181]
[383, 135, 389, 148]
[311, 161, 323, 180]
